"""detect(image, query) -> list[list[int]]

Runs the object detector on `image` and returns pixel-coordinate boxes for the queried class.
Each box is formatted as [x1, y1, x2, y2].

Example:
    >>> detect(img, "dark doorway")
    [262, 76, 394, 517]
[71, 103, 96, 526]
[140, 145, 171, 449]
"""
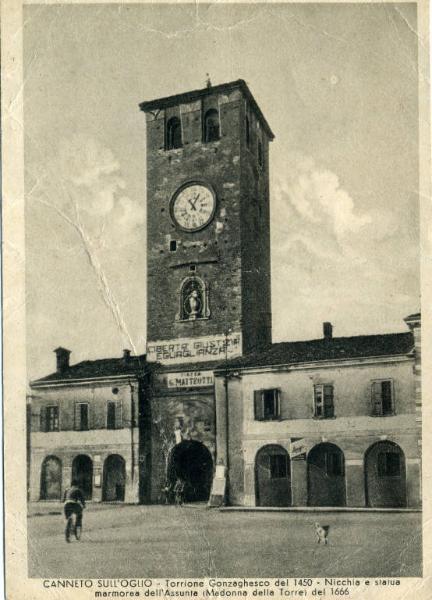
[255, 445, 291, 507]
[40, 455, 62, 500]
[168, 441, 213, 502]
[307, 443, 346, 506]
[72, 454, 93, 500]
[365, 441, 406, 507]
[103, 454, 126, 501]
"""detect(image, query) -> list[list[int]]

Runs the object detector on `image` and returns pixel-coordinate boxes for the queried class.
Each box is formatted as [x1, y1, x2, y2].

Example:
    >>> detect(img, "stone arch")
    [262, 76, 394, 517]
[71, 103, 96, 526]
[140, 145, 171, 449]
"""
[255, 445, 291, 507]
[40, 455, 62, 500]
[203, 108, 220, 142]
[102, 454, 126, 501]
[166, 116, 182, 150]
[365, 441, 406, 507]
[307, 442, 346, 506]
[167, 440, 213, 502]
[72, 454, 93, 500]
[178, 276, 210, 321]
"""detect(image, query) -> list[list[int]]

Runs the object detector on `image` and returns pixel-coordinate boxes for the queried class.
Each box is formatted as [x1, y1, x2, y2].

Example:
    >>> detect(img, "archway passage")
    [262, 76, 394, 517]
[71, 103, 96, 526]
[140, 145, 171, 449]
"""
[255, 445, 291, 507]
[103, 455, 126, 501]
[365, 441, 406, 507]
[168, 441, 213, 502]
[40, 456, 62, 500]
[72, 454, 93, 500]
[308, 443, 346, 506]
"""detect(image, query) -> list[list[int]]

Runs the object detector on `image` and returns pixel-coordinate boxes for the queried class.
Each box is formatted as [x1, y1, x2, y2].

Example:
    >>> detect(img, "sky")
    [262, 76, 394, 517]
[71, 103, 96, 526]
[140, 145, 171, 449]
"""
[24, 3, 420, 381]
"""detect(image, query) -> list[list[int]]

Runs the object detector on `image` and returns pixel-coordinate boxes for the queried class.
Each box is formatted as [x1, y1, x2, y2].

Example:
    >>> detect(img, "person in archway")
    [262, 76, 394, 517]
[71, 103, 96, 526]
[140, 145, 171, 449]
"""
[162, 480, 173, 505]
[63, 478, 86, 542]
[174, 478, 185, 506]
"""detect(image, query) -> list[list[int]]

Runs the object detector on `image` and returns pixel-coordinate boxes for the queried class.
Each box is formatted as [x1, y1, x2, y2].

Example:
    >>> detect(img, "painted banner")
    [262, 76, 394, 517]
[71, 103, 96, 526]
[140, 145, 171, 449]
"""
[147, 332, 242, 365]
[167, 371, 214, 388]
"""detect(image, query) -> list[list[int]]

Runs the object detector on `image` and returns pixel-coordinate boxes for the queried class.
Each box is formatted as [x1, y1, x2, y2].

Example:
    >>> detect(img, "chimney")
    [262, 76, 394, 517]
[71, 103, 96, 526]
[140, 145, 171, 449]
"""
[323, 322, 333, 340]
[54, 347, 71, 373]
[123, 349, 131, 365]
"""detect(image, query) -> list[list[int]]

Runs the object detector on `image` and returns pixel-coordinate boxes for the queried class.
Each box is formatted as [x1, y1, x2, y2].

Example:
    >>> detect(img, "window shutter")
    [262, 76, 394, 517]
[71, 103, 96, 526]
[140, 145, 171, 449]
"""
[40, 407, 47, 432]
[371, 382, 383, 416]
[86, 402, 91, 430]
[314, 385, 322, 417]
[381, 380, 393, 414]
[53, 406, 59, 431]
[324, 385, 334, 418]
[115, 401, 123, 429]
[254, 390, 264, 421]
[74, 403, 81, 430]
[275, 389, 281, 418]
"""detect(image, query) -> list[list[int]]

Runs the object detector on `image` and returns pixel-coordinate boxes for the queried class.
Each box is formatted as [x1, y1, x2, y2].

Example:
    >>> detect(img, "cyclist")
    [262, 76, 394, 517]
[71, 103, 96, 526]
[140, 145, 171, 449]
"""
[63, 479, 86, 542]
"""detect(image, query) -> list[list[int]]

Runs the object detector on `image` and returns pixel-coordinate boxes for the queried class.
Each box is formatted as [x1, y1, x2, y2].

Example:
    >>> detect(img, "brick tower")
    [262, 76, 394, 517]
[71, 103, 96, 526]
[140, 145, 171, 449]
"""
[139, 80, 274, 502]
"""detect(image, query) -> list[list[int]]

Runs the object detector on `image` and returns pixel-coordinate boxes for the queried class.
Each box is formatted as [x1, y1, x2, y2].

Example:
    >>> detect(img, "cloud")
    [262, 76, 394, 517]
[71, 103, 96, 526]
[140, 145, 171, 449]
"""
[31, 133, 145, 249]
[270, 153, 416, 341]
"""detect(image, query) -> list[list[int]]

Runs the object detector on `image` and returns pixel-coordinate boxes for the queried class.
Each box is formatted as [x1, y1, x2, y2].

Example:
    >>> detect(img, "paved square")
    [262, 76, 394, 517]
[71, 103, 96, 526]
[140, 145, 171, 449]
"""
[28, 505, 421, 579]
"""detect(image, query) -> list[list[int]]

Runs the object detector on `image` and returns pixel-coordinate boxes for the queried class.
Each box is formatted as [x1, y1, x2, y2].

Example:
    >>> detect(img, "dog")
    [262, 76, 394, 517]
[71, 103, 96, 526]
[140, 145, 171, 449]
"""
[315, 522, 330, 545]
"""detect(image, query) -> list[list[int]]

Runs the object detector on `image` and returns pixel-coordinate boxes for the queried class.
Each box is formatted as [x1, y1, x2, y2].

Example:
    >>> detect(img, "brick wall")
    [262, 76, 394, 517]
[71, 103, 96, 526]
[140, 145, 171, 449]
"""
[145, 86, 272, 352]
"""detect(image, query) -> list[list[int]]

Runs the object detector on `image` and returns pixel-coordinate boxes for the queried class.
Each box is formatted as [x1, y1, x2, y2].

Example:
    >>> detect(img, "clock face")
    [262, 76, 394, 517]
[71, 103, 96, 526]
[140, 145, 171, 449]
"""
[171, 183, 216, 231]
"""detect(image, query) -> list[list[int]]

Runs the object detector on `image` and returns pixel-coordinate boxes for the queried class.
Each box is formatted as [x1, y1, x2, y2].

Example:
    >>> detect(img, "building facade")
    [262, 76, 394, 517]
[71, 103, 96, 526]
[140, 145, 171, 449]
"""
[28, 80, 421, 509]
[214, 323, 421, 508]
[29, 349, 148, 504]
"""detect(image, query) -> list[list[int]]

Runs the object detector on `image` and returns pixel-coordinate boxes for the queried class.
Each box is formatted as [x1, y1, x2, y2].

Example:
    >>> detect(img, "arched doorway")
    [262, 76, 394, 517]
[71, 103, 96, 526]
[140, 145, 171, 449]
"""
[168, 441, 213, 502]
[103, 455, 126, 501]
[72, 455, 93, 500]
[307, 443, 346, 506]
[365, 441, 406, 507]
[255, 445, 291, 507]
[40, 456, 62, 500]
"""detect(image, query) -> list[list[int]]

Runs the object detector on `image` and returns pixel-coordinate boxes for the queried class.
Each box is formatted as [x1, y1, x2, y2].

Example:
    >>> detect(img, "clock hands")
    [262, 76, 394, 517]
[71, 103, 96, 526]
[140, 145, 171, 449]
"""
[188, 193, 200, 211]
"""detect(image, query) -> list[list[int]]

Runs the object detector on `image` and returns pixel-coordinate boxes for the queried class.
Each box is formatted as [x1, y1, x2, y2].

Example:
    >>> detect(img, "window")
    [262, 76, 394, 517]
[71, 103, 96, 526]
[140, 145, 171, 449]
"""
[40, 406, 59, 432]
[269, 454, 288, 479]
[254, 389, 280, 421]
[166, 116, 182, 150]
[107, 401, 122, 430]
[378, 452, 401, 477]
[371, 380, 394, 416]
[107, 402, 116, 429]
[170, 240, 177, 252]
[245, 115, 250, 147]
[75, 402, 89, 431]
[203, 109, 220, 142]
[314, 384, 334, 418]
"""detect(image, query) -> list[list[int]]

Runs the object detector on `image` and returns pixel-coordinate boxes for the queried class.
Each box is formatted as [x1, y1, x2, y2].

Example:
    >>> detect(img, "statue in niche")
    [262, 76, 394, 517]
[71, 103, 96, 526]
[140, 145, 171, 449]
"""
[182, 279, 204, 320]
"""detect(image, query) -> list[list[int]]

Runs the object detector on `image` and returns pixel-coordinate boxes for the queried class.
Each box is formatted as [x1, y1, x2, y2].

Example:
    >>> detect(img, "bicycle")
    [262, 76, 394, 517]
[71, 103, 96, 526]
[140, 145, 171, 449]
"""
[65, 510, 82, 543]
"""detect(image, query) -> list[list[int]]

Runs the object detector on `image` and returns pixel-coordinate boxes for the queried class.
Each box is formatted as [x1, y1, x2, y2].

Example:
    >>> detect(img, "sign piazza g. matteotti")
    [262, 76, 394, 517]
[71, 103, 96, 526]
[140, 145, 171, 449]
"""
[146, 332, 242, 365]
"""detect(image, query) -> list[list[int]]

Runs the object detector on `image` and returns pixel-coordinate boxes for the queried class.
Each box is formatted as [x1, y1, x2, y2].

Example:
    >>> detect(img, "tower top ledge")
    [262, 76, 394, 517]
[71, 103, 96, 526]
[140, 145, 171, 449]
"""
[139, 79, 275, 141]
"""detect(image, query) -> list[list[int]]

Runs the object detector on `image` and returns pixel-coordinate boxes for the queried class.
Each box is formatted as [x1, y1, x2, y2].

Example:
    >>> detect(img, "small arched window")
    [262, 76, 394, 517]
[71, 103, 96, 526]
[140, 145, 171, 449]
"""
[258, 140, 263, 167]
[203, 109, 220, 142]
[166, 116, 182, 150]
[245, 115, 250, 147]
